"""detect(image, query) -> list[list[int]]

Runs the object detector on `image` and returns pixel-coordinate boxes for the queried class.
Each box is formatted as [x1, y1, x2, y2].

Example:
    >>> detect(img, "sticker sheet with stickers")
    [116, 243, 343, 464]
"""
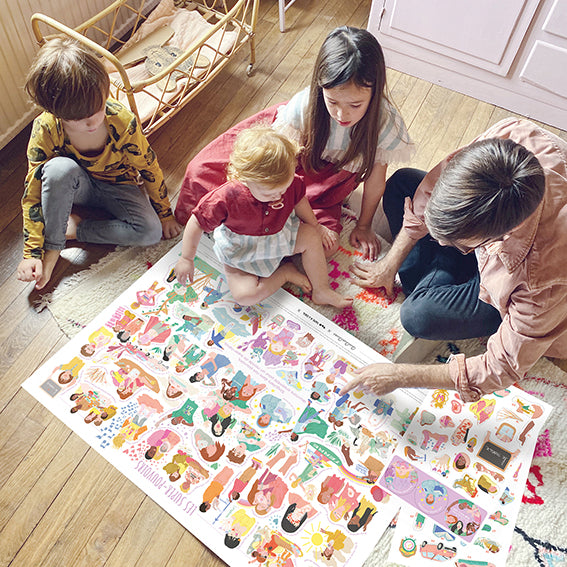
[23, 237, 425, 567]
[380, 386, 552, 566]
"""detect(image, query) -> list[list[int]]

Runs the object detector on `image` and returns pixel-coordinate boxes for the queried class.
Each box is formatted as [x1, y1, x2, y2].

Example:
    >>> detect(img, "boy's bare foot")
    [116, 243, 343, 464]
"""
[65, 213, 82, 240]
[312, 288, 354, 309]
[281, 263, 312, 293]
[36, 249, 61, 290]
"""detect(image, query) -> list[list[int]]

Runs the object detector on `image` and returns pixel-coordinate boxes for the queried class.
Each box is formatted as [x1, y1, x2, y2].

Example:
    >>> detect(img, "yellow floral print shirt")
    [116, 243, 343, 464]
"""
[22, 98, 173, 259]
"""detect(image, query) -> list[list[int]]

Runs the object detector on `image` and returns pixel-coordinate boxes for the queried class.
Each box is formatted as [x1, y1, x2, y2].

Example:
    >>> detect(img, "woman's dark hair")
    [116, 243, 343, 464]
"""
[425, 138, 545, 242]
[304, 26, 387, 182]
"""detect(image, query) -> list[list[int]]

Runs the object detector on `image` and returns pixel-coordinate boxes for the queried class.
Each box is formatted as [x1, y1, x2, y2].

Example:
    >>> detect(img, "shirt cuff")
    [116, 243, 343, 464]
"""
[448, 353, 482, 403]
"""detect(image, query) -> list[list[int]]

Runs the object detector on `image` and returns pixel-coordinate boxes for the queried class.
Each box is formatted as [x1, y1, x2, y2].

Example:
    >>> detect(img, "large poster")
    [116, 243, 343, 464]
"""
[23, 237, 424, 566]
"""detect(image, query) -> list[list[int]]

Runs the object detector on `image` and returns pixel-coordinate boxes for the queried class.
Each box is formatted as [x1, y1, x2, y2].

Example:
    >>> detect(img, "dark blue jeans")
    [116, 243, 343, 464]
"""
[383, 168, 502, 340]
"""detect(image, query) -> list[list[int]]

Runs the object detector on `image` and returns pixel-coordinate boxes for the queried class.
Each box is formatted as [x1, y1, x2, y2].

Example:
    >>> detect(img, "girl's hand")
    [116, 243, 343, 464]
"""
[349, 224, 380, 261]
[317, 224, 339, 252]
[349, 258, 396, 296]
[161, 217, 183, 239]
[174, 257, 195, 285]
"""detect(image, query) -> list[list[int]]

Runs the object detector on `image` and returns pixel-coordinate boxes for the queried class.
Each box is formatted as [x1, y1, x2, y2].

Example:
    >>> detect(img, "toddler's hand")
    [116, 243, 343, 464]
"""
[161, 217, 183, 239]
[174, 257, 195, 285]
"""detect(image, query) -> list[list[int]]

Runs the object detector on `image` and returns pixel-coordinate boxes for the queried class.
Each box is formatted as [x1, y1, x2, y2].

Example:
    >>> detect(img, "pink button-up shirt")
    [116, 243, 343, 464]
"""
[402, 118, 567, 398]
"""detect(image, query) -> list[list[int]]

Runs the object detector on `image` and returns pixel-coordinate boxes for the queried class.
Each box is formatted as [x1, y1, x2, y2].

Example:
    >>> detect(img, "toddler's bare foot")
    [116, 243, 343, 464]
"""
[65, 213, 82, 240]
[312, 288, 354, 309]
[36, 249, 61, 290]
[282, 263, 312, 293]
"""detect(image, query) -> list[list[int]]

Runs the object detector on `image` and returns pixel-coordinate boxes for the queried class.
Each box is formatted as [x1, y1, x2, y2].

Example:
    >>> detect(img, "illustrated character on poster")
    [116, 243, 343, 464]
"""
[295, 332, 315, 349]
[246, 468, 289, 516]
[112, 394, 163, 448]
[281, 493, 317, 533]
[194, 429, 226, 462]
[257, 394, 294, 428]
[179, 457, 210, 493]
[54, 356, 86, 385]
[249, 529, 303, 566]
[329, 483, 361, 523]
[167, 396, 199, 426]
[150, 282, 198, 316]
[347, 496, 377, 532]
[276, 370, 302, 391]
[221, 371, 266, 407]
[288, 403, 328, 442]
[188, 351, 233, 385]
[318, 475, 345, 505]
[327, 393, 365, 429]
[69, 386, 117, 426]
[114, 312, 145, 343]
[162, 334, 191, 362]
[303, 345, 333, 380]
[265, 445, 300, 476]
[200, 466, 234, 512]
[290, 442, 342, 489]
[236, 421, 266, 453]
[229, 458, 261, 500]
[114, 359, 160, 400]
[131, 280, 165, 309]
[165, 375, 186, 400]
[137, 315, 171, 346]
[163, 451, 206, 482]
[263, 328, 296, 367]
[222, 508, 256, 549]
[350, 425, 376, 455]
[320, 528, 350, 562]
[79, 327, 113, 358]
[324, 358, 349, 385]
[201, 278, 228, 308]
[144, 428, 181, 460]
[202, 385, 250, 437]
[238, 331, 270, 356]
[310, 380, 339, 403]
[172, 307, 212, 340]
[174, 343, 207, 374]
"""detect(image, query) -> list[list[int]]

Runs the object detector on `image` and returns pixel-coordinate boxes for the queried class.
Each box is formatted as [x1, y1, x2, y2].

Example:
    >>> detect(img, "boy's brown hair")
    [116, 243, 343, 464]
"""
[25, 37, 110, 120]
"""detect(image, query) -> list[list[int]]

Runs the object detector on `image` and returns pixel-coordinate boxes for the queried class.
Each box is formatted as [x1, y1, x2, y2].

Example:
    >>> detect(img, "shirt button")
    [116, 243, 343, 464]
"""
[265, 210, 269, 216]
[265, 228, 269, 233]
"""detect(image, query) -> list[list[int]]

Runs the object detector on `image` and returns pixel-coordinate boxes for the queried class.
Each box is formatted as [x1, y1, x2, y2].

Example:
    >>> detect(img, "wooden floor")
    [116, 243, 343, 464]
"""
[1, 1, 566, 565]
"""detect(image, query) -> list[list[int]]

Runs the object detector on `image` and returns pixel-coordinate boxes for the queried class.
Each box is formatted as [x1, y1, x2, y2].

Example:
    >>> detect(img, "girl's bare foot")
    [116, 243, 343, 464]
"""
[312, 288, 354, 309]
[36, 249, 61, 290]
[281, 263, 312, 293]
[65, 213, 82, 240]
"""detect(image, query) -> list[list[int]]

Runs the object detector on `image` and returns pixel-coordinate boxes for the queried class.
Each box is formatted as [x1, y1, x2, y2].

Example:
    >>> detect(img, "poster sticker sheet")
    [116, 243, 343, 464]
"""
[380, 386, 551, 566]
[23, 237, 425, 567]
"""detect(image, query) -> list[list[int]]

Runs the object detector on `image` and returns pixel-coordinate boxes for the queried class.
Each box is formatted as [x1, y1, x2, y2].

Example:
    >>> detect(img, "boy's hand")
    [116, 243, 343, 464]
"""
[174, 257, 195, 285]
[17, 258, 43, 284]
[161, 217, 183, 239]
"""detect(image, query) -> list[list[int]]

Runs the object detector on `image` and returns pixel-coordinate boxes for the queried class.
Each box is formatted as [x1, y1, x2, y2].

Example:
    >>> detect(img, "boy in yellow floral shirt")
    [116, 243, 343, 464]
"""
[17, 38, 181, 290]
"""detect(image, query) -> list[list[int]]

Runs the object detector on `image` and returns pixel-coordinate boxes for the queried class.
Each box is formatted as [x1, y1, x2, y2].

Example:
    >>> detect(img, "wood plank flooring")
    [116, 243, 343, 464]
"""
[0, 0, 566, 564]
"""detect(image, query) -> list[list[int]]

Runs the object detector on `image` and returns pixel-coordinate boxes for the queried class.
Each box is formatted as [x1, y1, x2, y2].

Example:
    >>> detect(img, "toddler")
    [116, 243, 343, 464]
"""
[174, 126, 352, 308]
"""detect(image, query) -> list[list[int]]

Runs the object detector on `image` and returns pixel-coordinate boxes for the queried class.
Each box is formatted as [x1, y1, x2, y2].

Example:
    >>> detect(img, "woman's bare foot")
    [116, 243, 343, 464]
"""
[312, 287, 354, 309]
[65, 213, 82, 240]
[35, 249, 61, 290]
[281, 263, 312, 293]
